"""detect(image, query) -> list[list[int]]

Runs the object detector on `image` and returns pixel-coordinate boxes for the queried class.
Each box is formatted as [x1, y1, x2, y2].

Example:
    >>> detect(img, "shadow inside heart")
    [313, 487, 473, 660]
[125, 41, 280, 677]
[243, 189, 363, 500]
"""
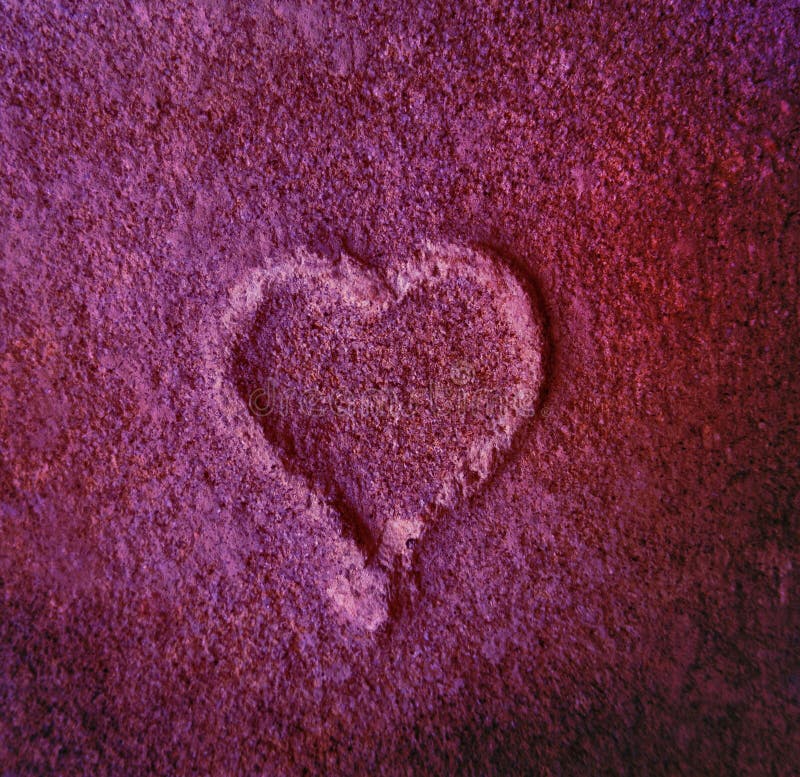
[230, 244, 546, 582]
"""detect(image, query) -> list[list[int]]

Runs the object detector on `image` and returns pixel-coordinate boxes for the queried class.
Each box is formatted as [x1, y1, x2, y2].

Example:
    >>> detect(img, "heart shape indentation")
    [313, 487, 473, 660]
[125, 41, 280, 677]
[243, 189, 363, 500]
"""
[232, 243, 546, 569]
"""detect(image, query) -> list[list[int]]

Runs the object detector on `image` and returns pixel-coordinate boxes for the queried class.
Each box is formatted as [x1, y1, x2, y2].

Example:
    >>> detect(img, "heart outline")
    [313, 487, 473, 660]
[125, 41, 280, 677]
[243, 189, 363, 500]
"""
[230, 242, 548, 578]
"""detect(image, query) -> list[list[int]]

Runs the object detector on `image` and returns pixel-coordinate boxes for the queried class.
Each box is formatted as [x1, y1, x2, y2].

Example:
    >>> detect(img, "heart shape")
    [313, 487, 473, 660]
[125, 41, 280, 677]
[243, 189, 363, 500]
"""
[232, 243, 545, 569]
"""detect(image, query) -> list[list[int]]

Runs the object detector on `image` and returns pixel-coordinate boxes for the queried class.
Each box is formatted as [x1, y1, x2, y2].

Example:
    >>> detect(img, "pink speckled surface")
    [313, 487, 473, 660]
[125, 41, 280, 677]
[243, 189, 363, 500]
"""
[1, 1, 798, 774]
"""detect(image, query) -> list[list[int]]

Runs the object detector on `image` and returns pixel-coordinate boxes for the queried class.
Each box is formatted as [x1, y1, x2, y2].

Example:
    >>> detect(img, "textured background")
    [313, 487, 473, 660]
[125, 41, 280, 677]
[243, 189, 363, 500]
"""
[1, 1, 798, 774]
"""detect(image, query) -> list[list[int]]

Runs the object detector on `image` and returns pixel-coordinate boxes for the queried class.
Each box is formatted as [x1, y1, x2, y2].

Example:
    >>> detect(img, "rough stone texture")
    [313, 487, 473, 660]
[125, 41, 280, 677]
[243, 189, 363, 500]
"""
[1, 1, 798, 774]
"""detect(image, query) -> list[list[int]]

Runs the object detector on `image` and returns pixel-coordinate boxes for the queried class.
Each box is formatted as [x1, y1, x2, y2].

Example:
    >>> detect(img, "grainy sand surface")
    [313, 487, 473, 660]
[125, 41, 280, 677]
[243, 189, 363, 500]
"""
[1, 2, 798, 774]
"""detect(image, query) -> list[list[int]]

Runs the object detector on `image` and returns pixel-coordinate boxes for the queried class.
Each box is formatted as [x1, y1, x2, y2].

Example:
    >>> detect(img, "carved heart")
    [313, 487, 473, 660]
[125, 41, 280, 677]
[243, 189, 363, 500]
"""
[232, 243, 545, 569]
